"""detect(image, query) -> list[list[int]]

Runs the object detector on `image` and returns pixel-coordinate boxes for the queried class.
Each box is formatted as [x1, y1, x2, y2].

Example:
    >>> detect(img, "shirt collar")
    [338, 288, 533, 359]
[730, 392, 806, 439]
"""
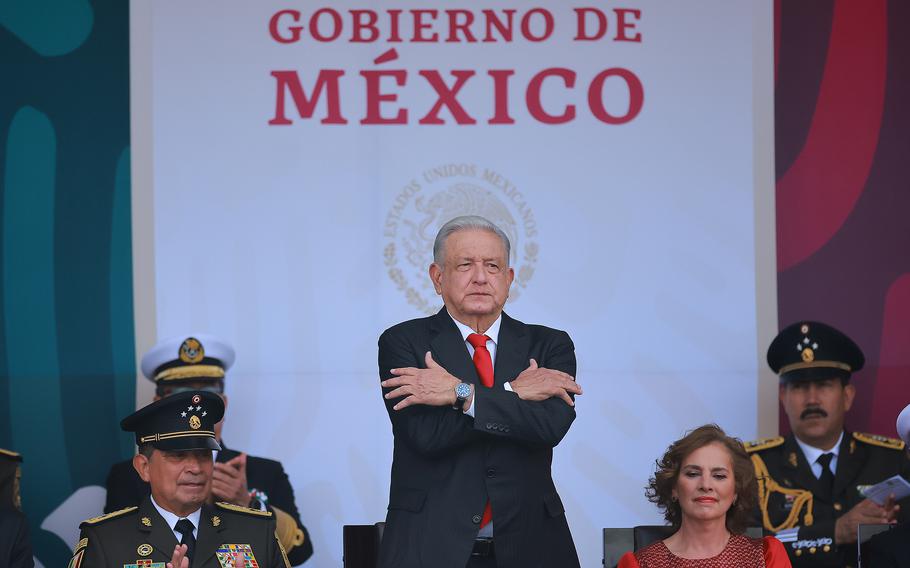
[448, 312, 502, 346]
[795, 431, 844, 465]
[150, 494, 202, 532]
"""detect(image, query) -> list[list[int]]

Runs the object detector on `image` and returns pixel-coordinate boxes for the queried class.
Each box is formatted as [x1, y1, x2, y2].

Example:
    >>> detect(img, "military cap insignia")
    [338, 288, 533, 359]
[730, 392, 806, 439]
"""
[796, 328, 819, 362]
[189, 415, 202, 430]
[213, 515, 221, 527]
[137, 544, 153, 556]
[216, 543, 258, 568]
[141, 517, 152, 527]
[743, 436, 784, 453]
[179, 337, 205, 364]
[853, 431, 906, 450]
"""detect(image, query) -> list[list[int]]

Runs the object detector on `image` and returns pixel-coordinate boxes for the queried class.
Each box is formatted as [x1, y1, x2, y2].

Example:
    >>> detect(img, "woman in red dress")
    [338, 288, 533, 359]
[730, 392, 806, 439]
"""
[618, 425, 791, 568]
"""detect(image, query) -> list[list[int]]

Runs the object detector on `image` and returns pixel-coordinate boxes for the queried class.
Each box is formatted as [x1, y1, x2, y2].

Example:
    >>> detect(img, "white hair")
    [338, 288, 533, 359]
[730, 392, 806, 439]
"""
[433, 215, 511, 266]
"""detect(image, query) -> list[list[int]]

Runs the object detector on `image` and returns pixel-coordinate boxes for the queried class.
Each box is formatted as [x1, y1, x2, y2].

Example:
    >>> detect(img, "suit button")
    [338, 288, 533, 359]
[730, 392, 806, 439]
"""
[486, 468, 496, 478]
[472, 515, 482, 524]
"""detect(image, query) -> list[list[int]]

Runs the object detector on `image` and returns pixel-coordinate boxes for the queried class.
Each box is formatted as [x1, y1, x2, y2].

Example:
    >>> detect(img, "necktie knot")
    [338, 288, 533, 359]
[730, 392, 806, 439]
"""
[174, 518, 195, 537]
[817, 452, 834, 470]
[467, 333, 489, 349]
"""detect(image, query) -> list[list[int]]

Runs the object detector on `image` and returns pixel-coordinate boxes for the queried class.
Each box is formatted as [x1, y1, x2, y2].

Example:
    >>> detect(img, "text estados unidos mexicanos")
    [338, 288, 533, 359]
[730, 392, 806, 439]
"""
[267, 6, 645, 126]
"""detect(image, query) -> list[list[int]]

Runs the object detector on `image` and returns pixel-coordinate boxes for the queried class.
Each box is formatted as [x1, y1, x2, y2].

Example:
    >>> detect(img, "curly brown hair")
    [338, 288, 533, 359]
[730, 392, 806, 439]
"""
[645, 424, 757, 533]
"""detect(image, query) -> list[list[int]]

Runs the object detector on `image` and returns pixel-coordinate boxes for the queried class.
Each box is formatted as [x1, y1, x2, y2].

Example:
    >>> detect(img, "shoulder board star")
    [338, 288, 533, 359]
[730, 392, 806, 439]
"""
[853, 432, 905, 451]
[743, 436, 784, 453]
[215, 502, 273, 517]
[80, 506, 138, 526]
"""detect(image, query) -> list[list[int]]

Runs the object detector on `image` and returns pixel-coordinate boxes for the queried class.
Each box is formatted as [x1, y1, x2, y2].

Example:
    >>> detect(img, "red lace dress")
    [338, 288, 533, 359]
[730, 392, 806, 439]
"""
[617, 534, 792, 568]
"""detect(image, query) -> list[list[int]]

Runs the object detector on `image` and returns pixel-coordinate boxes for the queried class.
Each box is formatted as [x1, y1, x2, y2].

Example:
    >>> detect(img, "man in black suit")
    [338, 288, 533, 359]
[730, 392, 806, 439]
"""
[747, 321, 910, 567]
[103, 334, 312, 565]
[867, 402, 910, 568]
[378, 215, 583, 568]
[71, 391, 289, 568]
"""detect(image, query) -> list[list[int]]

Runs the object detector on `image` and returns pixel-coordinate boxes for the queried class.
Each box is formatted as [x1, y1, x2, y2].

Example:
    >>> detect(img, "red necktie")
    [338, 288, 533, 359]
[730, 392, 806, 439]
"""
[467, 333, 494, 527]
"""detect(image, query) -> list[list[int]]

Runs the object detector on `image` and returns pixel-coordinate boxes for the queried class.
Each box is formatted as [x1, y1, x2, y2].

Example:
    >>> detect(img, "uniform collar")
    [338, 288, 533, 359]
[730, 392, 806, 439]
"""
[151, 494, 202, 536]
[795, 431, 844, 467]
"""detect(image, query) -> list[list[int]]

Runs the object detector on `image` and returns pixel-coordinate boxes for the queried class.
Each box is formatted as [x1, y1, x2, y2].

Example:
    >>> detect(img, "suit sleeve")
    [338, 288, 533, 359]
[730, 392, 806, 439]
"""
[264, 462, 313, 565]
[473, 330, 577, 448]
[70, 526, 106, 568]
[378, 328, 477, 457]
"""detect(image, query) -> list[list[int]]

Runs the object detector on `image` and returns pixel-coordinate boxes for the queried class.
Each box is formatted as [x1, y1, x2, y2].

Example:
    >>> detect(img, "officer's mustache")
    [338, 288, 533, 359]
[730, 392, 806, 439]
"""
[800, 407, 828, 420]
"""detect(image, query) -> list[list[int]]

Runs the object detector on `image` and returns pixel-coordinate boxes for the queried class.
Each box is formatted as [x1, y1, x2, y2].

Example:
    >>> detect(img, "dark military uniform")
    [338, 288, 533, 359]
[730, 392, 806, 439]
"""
[69, 497, 290, 568]
[103, 446, 312, 564]
[747, 432, 910, 567]
[0, 448, 22, 511]
[866, 522, 910, 568]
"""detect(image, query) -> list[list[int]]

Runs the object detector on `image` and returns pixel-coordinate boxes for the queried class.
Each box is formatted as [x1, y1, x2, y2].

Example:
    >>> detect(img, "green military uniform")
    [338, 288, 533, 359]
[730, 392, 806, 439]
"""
[69, 498, 290, 568]
[0, 448, 22, 511]
[747, 432, 910, 567]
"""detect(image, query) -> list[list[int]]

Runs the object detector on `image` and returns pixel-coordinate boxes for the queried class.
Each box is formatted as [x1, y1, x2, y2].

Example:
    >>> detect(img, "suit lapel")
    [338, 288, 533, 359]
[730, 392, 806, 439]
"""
[493, 312, 529, 388]
[193, 504, 226, 568]
[138, 497, 179, 565]
[430, 308, 481, 386]
[833, 432, 864, 498]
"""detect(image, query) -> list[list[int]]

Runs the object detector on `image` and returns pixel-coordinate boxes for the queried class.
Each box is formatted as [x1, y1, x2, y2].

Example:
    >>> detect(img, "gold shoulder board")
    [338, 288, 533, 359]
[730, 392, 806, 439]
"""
[744, 436, 785, 453]
[0, 448, 22, 461]
[216, 502, 273, 517]
[80, 506, 138, 526]
[853, 432, 906, 451]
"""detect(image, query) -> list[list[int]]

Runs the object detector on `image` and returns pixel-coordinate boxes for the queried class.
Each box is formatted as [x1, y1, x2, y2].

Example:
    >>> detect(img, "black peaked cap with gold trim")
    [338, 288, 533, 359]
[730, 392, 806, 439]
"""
[767, 321, 864, 384]
[141, 333, 235, 385]
[121, 391, 224, 451]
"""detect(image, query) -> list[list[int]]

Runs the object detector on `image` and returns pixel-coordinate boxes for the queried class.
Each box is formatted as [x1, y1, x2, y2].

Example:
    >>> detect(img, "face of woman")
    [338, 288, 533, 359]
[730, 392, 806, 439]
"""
[673, 442, 737, 524]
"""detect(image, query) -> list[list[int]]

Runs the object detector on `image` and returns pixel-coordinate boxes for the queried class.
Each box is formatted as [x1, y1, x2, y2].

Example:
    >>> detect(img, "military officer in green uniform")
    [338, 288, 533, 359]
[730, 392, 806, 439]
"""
[747, 321, 910, 568]
[104, 335, 311, 565]
[69, 391, 290, 568]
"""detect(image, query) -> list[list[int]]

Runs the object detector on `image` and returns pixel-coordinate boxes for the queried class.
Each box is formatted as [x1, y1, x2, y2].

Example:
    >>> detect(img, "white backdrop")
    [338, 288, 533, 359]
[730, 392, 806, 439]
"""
[130, 2, 776, 566]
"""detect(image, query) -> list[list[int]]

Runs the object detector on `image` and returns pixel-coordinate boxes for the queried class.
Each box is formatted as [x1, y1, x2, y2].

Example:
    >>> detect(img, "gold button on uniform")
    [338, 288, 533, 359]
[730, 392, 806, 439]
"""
[796, 550, 803, 557]
[833, 502, 842, 511]
[810, 547, 817, 554]
[823, 545, 831, 552]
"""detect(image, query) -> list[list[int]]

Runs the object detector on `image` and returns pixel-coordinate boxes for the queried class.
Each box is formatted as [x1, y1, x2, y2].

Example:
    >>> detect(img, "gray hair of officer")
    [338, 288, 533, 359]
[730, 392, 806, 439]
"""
[433, 215, 512, 267]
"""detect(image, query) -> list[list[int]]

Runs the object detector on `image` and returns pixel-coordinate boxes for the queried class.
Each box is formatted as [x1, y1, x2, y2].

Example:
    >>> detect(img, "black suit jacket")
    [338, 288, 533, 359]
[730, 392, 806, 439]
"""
[867, 523, 910, 568]
[71, 496, 288, 568]
[0, 510, 33, 568]
[103, 445, 313, 565]
[377, 308, 580, 568]
[748, 432, 910, 568]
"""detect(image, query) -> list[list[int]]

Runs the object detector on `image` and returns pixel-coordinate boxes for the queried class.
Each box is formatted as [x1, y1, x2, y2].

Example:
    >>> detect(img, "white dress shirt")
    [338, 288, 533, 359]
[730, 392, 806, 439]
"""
[795, 431, 844, 479]
[151, 495, 202, 542]
[448, 313, 515, 418]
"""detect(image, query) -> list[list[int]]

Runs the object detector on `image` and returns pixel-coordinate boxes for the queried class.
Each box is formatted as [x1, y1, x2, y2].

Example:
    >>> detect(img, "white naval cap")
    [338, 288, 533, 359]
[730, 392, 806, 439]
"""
[140, 333, 236, 383]
[897, 403, 910, 446]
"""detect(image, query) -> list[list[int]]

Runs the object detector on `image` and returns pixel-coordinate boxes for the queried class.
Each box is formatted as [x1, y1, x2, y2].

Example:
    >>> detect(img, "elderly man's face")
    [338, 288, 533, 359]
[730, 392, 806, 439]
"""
[779, 377, 854, 449]
[134, 449, 213, 517]
[430, 229, 514, 328]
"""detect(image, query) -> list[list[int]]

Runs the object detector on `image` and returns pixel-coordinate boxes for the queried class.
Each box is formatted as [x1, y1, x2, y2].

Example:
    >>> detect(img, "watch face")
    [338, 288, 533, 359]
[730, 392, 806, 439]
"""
[455, 383, 471, 399]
